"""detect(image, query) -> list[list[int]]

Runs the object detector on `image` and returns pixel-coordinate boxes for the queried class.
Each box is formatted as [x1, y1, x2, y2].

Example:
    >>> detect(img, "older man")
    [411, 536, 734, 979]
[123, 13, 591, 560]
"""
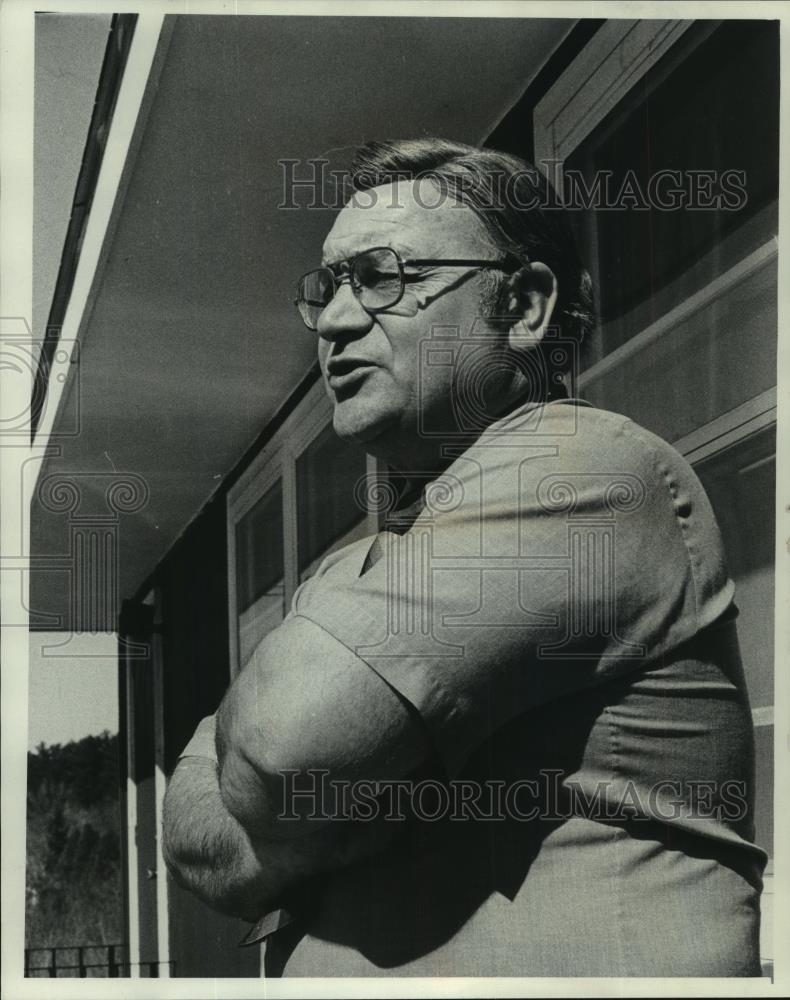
[163, 138, 765, 977]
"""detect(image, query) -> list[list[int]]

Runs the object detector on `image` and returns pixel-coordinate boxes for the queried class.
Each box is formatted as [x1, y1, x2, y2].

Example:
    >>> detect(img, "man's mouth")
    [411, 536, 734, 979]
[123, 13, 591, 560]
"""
[326, 359, 378, 392]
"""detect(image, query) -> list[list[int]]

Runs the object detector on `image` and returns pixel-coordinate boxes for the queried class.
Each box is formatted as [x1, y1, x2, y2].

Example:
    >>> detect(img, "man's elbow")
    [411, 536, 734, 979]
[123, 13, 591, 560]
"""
[161, 778, 272, 921]
[162, 851, 264, 922]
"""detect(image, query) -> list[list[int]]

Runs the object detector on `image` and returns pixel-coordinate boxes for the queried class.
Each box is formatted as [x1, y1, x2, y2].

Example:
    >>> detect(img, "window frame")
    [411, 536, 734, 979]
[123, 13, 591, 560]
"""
[534, 18, 778, 420]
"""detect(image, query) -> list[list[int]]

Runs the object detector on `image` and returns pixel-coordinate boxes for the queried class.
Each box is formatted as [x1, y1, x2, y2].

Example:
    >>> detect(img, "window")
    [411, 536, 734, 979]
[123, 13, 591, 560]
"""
[234, 479, 285, 668]
[694, 425, 775, 855]
[227, 381, 380, 674]
[559, 20, 779, 445]
[566, 21, 778, 355]
[296, 422, 369, 582]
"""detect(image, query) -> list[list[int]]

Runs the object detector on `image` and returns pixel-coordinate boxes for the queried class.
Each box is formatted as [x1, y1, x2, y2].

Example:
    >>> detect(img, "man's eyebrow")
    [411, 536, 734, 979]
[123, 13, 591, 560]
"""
[320, 243, 418, 267]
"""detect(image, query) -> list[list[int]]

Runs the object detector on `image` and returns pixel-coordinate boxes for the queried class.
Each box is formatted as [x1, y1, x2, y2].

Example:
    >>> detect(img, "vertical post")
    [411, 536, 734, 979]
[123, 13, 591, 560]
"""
[108, 943, 118, 977]
[48, 948, 56, 977]
[78, 945, 86, 977]
[152, 587, 170, 978]
[121, 638, 141, 978]
[281, 446, 298, 609]
[119, 599, 157, 978]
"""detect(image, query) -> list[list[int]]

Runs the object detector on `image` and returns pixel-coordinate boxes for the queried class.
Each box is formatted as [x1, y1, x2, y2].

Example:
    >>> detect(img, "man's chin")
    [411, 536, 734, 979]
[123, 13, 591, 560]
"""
[331, 402, 398, 448]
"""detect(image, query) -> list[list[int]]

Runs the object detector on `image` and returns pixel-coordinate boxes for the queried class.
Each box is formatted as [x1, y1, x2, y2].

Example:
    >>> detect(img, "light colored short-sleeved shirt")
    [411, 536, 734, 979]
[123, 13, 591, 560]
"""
[245, 398, 766, 977]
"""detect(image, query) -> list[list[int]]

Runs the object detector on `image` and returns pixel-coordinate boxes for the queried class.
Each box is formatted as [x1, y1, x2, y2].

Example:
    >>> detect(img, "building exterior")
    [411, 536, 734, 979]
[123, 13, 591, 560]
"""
[30, 14, 777, 978]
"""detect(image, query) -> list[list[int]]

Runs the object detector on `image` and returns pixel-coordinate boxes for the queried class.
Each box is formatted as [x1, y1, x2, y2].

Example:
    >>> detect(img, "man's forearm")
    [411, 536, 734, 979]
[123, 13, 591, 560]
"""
[162, 755, 285, 921]
[163, 752, 395, 922]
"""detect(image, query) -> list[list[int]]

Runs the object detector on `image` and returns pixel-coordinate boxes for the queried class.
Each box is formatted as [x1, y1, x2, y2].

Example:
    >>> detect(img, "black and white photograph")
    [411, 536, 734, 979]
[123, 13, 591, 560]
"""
[1, 1, 787, 996]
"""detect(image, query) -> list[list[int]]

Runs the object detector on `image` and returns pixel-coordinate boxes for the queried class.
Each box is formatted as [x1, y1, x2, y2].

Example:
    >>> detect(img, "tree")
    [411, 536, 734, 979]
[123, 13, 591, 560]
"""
[26, 733, 122, 949]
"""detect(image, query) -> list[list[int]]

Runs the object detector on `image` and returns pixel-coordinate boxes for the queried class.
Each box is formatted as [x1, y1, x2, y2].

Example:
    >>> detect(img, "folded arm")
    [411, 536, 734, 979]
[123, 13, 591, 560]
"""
[163, 747, 398, 921]
[163, 621, 427, 920]
[215, 614, 432, 837]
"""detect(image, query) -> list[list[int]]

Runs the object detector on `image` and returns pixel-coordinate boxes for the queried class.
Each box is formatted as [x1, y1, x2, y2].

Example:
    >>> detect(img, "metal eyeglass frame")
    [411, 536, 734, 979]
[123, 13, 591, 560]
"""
[294, 245, 520, 330]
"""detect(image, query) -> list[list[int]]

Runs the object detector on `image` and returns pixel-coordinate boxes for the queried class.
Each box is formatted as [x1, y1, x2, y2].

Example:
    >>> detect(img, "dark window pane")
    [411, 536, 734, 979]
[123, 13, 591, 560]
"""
[694, 425, 775, 709]
[566, 20, 779, 353]
[235, 479, 284, 614]
[296, 424, 368, 579]
[753, 723, 773, 859]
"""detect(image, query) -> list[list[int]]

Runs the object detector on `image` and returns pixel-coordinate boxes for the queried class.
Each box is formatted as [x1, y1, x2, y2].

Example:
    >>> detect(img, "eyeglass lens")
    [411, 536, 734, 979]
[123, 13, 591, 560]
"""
[297, 247, 403, 330]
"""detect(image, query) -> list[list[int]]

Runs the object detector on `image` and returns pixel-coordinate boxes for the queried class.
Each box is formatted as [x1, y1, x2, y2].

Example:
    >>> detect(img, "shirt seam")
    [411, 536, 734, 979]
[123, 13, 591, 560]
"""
[618, 418, 701, 632]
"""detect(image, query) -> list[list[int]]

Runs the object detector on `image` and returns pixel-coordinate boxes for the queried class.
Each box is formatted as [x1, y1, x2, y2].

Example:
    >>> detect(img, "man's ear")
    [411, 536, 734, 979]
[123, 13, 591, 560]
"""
[504, 262, 558, 350]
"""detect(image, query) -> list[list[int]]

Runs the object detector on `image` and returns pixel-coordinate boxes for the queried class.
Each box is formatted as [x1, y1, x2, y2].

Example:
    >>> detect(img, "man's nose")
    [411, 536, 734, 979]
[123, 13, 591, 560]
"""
[316, 283, 374, 342]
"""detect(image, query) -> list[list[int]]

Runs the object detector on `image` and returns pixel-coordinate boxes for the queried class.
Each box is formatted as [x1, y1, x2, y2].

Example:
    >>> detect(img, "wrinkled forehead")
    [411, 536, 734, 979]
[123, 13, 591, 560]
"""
[321, 178, 492, 265]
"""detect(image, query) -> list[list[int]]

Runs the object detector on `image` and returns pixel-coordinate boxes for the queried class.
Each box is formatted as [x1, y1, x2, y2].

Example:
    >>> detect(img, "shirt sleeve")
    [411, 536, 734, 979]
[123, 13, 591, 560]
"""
[178, 713, 218, 762]
[292, 407, 734, 777]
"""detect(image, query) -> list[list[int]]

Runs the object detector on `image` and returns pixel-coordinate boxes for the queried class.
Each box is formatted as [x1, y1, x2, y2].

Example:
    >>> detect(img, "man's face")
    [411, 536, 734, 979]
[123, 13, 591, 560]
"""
[316, 180, 506, 464]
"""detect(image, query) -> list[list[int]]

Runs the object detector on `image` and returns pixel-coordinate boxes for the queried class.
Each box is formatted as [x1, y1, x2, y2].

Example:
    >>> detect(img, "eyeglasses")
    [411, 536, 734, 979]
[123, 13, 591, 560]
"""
[294, 246, 517, 331]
